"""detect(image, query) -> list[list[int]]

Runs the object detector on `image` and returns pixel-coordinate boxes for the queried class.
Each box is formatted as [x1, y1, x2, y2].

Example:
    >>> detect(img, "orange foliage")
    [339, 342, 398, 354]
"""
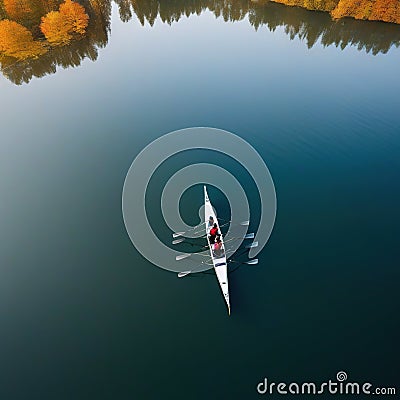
[331, 0, 400, 24]
[3, 0, 61, 28]
[331, 0, 371, 19]
[270, 0, 339, 12]
[59, 0, 89, 34]
[3, 0, 33, 21]
[366, 0, 400, 23]
[0, 19, 46, 60]
[40, 10, 73, 45]
[272, 0, 400, 24]
[40, 0, 89, 45]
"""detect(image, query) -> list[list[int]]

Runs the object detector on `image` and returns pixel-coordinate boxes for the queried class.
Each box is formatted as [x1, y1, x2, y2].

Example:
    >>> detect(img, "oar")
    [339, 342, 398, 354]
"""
[174, 233, 254, 247]
[178, 271, 192, 278]
[218, 217, 250, 224]
[173, 238, 206, 245]
[172, 232, 186, 239]
[244, 259, 259, 265]
[225, 233, 255, 241]
[172, 236, 207, 245]
[173, 230, 206, 239]
[229, 259, 259, 265]
[178, 259, 258, 278]
[172, 224, 205, 238]
[173, 229, 205, 239]
[176, 253, 192, 261]
[218, 220, 249, 229]
[223, 233, 255, 244]
[172, 238, 186, 245]
[176, 253, 211, 261]
[226, 241, 259, 258]
[172, 239, 209, 250]
[172, 220, 249, 239]
[176, 258, 214, 277]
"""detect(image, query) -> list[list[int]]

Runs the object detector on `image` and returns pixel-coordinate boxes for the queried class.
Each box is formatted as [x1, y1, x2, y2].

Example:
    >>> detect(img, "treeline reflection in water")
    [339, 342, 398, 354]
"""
[1, 0, 399, 85]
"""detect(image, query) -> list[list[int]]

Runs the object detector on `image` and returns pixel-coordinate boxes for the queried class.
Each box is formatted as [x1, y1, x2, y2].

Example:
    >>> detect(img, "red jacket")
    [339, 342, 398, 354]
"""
[210, 227, 218, 236]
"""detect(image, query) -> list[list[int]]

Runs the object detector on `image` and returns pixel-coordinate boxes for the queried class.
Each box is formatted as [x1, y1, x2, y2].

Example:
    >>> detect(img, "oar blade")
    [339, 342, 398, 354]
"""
[172, 232, 185, 238]
[244, 233, 255, 239]
[178, 271, 192, 278]
[245, 241, 258, 249]
[172, 238, 185, 245]
[245, 259, 259, 265]
[176, 253, 192, 261]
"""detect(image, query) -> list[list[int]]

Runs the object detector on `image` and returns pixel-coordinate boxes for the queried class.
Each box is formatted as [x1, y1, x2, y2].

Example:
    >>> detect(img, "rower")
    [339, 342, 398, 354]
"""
[213, 235, 223, 257]
[208, 216, 214, 227]
[209, 223, 218, 244]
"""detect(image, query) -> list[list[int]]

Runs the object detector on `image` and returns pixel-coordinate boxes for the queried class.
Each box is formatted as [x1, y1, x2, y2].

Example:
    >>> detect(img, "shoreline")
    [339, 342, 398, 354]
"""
[257, 0, 400, 25]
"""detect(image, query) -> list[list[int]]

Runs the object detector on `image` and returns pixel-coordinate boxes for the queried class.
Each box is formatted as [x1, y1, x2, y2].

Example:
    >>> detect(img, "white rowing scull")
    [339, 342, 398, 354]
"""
[204, 186, 230, 315]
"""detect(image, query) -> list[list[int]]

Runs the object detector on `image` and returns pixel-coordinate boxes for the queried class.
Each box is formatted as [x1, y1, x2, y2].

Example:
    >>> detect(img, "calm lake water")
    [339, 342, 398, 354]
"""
[0, 1, 399, 399]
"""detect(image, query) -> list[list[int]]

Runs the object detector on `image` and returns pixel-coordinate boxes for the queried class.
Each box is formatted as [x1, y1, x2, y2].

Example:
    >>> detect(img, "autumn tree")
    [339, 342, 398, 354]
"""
[3, 0, 33, 22]
[40, 0, 89, 45]
[370, 0, 400, 23]
[269, 0, 400, 24]
[40, 10, 74, 45]
[59, 0, 89, 34]
[0, 19, 47, 60]
[3, 0, 63, 30]
[331, 0, 400, 24]
[270, 0, 339, 12]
